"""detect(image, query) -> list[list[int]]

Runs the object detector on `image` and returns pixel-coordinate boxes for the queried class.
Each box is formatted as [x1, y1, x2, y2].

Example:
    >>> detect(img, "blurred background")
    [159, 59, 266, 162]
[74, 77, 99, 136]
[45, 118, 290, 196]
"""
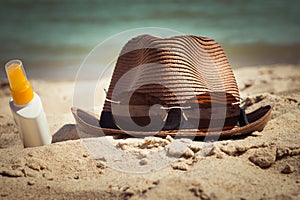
[0, 0, 299, 79]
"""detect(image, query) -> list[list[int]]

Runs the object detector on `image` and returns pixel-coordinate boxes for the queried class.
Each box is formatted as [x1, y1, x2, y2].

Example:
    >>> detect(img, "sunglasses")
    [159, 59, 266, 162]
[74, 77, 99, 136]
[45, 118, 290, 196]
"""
[100, 90, 248, 133]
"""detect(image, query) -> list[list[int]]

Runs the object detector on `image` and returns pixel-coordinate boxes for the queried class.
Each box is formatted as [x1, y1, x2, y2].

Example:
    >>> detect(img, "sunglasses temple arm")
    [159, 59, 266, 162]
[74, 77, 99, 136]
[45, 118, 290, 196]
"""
[182, 111, 188, 121]
[103, 89, 121, 104]
[236, 97, 249, 126]
[162, 112, 168, 122]
[239, 107, 249, 126]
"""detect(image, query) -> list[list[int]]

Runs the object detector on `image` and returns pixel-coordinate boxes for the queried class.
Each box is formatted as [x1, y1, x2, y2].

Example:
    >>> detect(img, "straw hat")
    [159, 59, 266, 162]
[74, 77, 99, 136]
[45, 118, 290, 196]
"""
[72, 35, 271, 137]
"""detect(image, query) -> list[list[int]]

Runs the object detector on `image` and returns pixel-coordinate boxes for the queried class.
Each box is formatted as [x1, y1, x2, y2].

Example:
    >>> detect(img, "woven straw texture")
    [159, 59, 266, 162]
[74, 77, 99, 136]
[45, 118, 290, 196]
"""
[103, 35, 240, 112]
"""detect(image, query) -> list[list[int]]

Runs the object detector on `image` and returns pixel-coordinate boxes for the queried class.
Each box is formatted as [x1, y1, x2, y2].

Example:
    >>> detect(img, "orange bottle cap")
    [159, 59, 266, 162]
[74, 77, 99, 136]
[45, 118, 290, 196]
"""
[5, 60, 34, 105]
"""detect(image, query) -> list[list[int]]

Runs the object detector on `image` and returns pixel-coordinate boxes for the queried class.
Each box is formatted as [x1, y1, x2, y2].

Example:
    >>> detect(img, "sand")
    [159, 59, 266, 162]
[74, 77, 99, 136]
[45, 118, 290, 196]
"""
[0, 65, 299, 199]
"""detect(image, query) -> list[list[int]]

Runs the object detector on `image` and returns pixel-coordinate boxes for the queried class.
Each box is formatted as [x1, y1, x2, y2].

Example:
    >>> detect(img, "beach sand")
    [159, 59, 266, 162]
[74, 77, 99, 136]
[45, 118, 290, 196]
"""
[0, 65, 299, 199]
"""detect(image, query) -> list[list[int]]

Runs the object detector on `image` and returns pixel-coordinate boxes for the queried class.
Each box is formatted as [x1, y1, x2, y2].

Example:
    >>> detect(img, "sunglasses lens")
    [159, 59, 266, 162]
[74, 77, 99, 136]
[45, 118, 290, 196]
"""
[184, 92, 240, 131]
[110, 91, 240, 132]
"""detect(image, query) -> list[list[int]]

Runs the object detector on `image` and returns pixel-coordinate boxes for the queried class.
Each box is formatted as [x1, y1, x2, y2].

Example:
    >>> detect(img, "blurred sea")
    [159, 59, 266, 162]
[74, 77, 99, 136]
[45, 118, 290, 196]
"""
[0, 0, 299, 79]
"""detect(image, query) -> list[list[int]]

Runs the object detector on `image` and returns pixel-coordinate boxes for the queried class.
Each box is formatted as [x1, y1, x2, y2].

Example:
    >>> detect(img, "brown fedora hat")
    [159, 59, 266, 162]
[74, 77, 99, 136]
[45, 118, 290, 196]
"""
[72, 35, 271, 137]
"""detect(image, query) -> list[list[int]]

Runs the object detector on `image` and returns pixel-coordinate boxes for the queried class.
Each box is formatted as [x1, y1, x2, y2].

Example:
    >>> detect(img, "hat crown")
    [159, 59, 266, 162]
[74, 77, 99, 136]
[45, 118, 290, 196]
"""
[103, 34, 240, 111]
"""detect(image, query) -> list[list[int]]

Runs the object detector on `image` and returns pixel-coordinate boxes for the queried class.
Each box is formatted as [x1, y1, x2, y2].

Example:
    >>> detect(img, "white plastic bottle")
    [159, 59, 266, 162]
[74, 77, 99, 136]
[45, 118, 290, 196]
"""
[5, 59, 52, 147]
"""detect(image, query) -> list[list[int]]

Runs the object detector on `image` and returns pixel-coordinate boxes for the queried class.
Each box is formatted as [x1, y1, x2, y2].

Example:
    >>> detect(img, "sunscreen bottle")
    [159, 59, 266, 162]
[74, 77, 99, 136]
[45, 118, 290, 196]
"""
[5, 59, 52, 147]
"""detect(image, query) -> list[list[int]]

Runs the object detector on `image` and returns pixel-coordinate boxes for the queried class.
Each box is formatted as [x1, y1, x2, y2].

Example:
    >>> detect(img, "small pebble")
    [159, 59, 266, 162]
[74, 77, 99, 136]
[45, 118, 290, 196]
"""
[82, 153, 89, 158]
[139, 158, 148, 165]
[281, 164, 294, 174]
[188, 143, 202, 153]
[152, 180, 160, 185]
[165, 135, 174, 143]
[244, 81, 254, 88]
[96, 162, 106, 169]
[97, 157, 107, 162]
[27, 180, 35, 186]
[136, 151, 148, 159]
[171, 162, 188, 171]
[43, 172, 54, 181]
[117, 142, 128, 150]
[182, 148, 195, 158]
[27, 152, 34, 157]
[121, 189, 134, 199]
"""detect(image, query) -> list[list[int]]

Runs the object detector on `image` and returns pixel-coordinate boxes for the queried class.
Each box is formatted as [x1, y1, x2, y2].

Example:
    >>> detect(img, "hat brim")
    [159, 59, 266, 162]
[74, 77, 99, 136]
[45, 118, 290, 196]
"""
[71, 105, 271, 137]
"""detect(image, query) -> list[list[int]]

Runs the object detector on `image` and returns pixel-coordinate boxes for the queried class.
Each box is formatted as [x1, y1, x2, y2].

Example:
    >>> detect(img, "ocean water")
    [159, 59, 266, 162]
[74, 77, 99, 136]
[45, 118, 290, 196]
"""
[0, 0, 299, 79]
